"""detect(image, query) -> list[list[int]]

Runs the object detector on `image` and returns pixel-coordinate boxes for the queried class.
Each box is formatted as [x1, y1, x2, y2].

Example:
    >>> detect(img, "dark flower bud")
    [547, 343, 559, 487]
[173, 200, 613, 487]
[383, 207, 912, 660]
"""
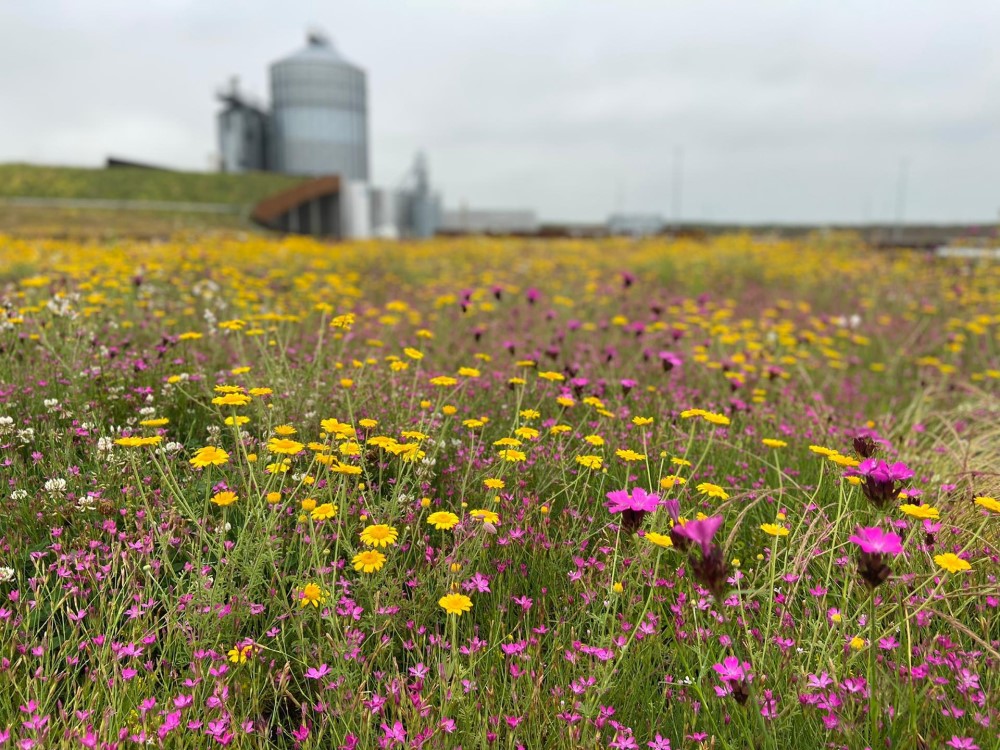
[731, 680, 751, 706]
[853, 436, 877, 459]
[619, 508, 647, 533]
[857, 551, 892, 588]
[690, 544, 730, 601]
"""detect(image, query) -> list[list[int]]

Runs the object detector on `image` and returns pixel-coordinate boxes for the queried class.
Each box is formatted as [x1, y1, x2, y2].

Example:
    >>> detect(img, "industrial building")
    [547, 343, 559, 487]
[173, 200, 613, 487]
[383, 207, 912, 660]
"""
[217, 31, 438, 240]
[606, 213, 667, 237]
[438, 207, 539, 235]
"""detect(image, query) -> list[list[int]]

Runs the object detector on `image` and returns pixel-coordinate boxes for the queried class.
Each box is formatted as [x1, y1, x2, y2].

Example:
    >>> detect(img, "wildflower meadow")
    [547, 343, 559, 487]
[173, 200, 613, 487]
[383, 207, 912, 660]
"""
[0, 232, 997, 749]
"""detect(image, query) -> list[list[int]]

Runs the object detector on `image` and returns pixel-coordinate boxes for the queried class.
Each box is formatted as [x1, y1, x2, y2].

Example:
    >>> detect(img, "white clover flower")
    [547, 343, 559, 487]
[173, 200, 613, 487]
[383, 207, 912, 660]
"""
[17, 428, 34, 444]
[76, 495, 97, 511]
[44, 478, 67, 494]
[97, 437, 114, 452]
[11, 489, 27, 501]
[0, 567, 14, 583]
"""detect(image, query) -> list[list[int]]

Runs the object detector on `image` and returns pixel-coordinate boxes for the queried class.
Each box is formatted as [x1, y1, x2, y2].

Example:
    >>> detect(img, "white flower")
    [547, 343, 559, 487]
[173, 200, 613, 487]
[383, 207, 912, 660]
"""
[76, 495, 97, 511]
[44, 478, 67, 494]
[0, 567, 14, 583]
[11, 489, 27, 501]
[97, 437, 114, 453]
[46, 296, 77, 319]
[17, 428, 34, 445]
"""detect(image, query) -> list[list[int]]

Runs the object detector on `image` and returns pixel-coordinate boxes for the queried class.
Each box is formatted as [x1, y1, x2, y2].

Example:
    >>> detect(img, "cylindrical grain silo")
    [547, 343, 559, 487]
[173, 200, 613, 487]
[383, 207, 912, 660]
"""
[269, 32, 369, 180]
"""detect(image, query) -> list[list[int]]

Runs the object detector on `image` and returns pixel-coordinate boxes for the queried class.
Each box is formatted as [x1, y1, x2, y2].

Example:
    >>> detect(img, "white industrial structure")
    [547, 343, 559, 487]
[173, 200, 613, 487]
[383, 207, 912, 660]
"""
[439, 207, 539, 235]
[607, 213, 666, 237]
[217, 31, 437, 240]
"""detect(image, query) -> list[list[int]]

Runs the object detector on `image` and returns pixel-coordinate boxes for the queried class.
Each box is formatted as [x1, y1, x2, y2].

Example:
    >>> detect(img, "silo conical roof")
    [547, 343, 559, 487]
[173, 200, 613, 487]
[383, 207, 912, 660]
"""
[274, 31, 355, 68]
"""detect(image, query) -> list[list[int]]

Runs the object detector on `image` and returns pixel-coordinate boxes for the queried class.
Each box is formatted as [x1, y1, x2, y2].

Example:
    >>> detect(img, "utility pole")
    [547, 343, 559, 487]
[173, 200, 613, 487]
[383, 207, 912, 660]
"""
[893, 158, 909, 243]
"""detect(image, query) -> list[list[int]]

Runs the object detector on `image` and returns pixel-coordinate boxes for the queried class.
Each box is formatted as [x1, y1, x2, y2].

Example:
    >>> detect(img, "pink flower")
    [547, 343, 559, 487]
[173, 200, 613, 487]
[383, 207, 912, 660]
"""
[858, 459, 914, 483]
[305, 663, 330, 680]
[712, 656, 749, 683]
[380, 721, 406, 747]
[658, 351, 683, 372]
[854, 459, 913, 506]
[606, 488, 660, 514]
[606, 488, 660, 532]
[673, 516, 724, 556]
[848, 526, 903, 556]
[610, 732, 639, 750]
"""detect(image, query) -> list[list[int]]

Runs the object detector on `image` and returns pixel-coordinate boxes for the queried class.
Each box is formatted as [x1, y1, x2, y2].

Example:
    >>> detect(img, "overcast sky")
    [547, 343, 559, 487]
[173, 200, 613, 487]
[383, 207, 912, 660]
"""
[2, 0, 999, 223]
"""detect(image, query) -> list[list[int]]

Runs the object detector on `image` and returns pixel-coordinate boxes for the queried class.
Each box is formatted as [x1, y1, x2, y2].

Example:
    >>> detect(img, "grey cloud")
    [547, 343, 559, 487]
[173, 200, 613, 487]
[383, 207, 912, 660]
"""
[1, 0, 998, 223]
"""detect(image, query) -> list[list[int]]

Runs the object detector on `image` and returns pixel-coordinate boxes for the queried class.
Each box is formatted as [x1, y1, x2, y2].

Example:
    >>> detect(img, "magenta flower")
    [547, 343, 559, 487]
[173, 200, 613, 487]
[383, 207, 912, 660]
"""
[658, 351, 683, 372]
[380, 721, 406, 746]
[858, 459, 914, 483]
[848, 526, 902, 588]
[305, 663, 330, 680]
[673, 515, 729, 600]
[854, 459, 914, 507]
[673, 516, 724, 556]
[712, 656, 750, 683]
[711, 656, 752, 704]
[848, 526, 903, 556]
[606, 488, 660, 514]
[610, 732, 639, 750]
[606, 487, 660, 532]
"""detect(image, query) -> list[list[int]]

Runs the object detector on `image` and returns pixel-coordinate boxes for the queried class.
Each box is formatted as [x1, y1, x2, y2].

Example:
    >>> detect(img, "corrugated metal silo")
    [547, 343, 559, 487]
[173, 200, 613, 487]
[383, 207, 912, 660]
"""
[270, 31, 369, 180]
